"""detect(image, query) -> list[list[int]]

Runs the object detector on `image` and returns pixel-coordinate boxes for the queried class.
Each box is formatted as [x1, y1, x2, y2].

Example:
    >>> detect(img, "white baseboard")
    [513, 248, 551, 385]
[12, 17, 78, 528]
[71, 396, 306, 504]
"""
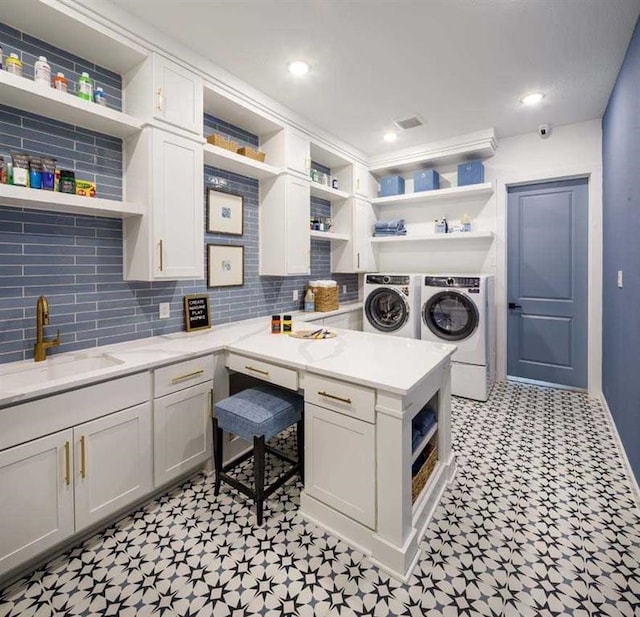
[599, 393, 640, 508]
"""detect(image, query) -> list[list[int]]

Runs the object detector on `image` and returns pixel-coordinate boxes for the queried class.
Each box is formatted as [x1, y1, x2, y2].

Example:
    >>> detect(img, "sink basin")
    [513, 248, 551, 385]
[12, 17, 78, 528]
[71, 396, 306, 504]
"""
[1, 353, 124, 391]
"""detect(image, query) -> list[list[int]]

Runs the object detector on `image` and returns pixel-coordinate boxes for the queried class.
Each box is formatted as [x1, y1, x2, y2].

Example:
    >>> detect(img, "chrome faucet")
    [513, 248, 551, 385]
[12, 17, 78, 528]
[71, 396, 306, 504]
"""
[34, 295, 61, 362]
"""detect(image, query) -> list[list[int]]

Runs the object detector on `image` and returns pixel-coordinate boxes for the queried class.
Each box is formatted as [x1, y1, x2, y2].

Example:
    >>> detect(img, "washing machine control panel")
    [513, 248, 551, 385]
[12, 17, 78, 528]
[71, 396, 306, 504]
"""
[366, 274, 413, 285]
[424, 276, 480, 289]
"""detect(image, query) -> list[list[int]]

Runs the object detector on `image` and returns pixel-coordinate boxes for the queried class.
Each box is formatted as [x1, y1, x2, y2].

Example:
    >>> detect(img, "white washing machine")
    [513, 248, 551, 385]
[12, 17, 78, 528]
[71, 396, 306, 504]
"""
[363, 273, 421, 339]
[421, 274, 495, 401]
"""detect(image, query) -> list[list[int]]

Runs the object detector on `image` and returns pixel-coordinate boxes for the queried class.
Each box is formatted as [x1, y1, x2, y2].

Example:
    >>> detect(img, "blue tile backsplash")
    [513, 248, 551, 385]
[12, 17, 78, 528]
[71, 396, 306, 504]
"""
[0, 25, 358, 365]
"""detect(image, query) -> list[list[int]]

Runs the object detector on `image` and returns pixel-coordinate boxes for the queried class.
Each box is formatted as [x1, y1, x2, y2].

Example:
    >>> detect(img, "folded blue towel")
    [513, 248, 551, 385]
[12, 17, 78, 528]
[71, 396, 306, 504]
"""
[374, 219, 405, 230]
[374, 229, 407, 236]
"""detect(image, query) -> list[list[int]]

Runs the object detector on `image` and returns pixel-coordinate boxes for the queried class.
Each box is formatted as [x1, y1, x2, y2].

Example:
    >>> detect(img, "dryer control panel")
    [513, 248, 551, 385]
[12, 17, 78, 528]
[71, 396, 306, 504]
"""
[424, 276, 480, 288]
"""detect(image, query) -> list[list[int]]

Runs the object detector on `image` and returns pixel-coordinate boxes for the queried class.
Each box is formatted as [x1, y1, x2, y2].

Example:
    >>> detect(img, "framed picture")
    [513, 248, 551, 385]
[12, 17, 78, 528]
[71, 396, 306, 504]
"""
[183, 294, 211, 332]
[207, 188, 243, 235]
[207, 244, 244, 288]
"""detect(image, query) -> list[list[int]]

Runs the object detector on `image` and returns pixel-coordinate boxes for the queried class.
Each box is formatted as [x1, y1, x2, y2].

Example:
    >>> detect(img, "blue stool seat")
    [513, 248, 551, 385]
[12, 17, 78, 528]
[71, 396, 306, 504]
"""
[212, 385, 304, 526]
[215, 385, 303, 442]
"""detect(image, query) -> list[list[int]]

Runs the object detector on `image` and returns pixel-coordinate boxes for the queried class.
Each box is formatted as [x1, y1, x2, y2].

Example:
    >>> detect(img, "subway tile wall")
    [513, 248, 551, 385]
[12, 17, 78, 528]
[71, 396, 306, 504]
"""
[0, 21, 359, 365]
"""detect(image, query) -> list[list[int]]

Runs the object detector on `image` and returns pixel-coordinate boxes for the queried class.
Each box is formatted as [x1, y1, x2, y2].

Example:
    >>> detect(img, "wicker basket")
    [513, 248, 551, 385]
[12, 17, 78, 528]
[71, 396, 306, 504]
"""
[411, 445, 437, 503]
[206, 133, 239, 152]
[237, 146, 266, 163]
[310, 285, 339, 312]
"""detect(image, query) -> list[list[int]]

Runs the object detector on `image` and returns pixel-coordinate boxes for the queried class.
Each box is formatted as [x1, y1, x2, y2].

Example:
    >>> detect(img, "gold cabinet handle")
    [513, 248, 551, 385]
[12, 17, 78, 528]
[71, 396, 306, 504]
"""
[156, 87, 163, 112]
[210, 388, 214, 418]
[245, 365, 269, 376]
[64, 441, 70, 486]
[170, 369, 204, 384]
[318, 391, 352, 405]
[159, 239, 164, 272]
[80, 436, 87, 479]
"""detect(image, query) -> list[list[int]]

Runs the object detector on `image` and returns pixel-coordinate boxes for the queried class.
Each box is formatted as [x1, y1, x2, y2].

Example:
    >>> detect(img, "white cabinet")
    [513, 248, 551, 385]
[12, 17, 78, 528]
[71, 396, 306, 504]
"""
[74, 403, 152, 531]
[304, 402, 375, 528]
[353, 161, 378, 199]
[0, 430, 74, 576]
[153, 356, 214, 487]
[259, 174, 310, 275]
[125, 53, 203, 136]
[331, 198, 377, 273]
[124, 127, 204, 281]
[283, 127, 310, 177]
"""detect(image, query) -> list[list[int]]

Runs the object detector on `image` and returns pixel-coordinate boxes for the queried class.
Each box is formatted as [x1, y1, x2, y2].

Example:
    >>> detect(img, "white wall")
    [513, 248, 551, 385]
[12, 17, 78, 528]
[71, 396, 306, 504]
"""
[487, 119, 603, 394]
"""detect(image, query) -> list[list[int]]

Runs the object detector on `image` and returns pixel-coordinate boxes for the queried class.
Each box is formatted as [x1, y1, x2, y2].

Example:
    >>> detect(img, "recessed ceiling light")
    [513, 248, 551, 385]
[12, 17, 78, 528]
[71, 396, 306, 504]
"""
[288, 61, 310, 77]
[383, 132, 398, 142]
[520, 92, 545, 106]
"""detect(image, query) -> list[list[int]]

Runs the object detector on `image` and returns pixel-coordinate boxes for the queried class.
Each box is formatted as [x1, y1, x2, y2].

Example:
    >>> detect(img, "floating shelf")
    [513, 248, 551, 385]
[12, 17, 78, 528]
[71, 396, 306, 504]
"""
[310, 230, 349, 241]
[0, 71, 143, 139]
[371, 182, 493, 207]
[203, 144, 282, 180]
[0, 184, 144, 219]
[411, 424, 438, 464]
[371, 231, 494, 243]
[310, 182, 350, 202]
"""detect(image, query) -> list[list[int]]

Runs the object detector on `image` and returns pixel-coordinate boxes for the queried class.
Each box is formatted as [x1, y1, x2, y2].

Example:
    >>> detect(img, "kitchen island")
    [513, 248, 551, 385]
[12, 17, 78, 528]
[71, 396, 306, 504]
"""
[0, 311, 455, 582]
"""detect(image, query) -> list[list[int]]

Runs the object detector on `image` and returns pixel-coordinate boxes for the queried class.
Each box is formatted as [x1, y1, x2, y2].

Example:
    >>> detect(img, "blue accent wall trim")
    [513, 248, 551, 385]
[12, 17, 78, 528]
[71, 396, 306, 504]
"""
[602, 17, 640, 482]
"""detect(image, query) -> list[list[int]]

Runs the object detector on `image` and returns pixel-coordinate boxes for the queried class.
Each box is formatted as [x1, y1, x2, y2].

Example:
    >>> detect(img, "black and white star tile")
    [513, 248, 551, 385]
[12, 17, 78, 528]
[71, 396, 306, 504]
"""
[2, 382, 639, 617]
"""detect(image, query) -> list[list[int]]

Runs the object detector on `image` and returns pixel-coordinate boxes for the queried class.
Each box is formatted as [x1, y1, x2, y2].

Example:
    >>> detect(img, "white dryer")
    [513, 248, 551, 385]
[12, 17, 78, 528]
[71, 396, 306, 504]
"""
[363, 273, 421, 339]
[421, 275, 495, 401]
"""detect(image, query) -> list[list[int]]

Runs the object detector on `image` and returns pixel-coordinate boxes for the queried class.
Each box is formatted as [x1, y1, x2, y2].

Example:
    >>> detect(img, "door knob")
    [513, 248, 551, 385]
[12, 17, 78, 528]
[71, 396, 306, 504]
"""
[508, 302, 522, 309]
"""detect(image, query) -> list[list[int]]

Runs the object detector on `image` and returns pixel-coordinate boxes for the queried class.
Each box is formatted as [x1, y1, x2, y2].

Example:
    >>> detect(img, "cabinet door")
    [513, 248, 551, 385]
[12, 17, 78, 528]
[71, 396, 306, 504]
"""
[354, 199, 377, 272]
[285, 127, 310, 176]
[354, 162, 377, 199]
[285, 175, 311, 274]
[74, 403, 152, 531]
[153, 55, 203, 135]
[152, 130, 204, 279]
[304, 402, 375, 528]
[0, 430, 74, 577]
[154, 382, 212, 486]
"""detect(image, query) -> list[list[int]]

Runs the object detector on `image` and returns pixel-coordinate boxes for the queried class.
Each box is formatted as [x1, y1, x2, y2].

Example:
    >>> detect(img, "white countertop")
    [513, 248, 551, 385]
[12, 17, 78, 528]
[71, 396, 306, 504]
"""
[0, 303, 456, 405]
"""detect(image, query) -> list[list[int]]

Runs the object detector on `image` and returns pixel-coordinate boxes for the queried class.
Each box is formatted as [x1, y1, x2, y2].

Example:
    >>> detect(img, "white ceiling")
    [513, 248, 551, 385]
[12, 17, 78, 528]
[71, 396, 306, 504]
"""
[110, 0, 640, 157]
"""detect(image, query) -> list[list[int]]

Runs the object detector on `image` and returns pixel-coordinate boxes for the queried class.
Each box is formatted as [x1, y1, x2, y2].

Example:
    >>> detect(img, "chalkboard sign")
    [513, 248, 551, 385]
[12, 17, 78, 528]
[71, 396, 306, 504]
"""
[184, 295, 211, 332]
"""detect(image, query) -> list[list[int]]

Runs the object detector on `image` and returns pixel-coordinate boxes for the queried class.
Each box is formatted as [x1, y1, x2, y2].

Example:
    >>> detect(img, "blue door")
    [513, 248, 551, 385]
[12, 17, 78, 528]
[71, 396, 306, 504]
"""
[507, 179, 588, 388]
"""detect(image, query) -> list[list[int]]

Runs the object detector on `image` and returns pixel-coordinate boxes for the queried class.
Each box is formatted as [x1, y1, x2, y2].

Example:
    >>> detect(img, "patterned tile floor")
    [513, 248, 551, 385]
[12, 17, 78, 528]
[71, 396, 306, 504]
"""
[1, 381, 639, 617]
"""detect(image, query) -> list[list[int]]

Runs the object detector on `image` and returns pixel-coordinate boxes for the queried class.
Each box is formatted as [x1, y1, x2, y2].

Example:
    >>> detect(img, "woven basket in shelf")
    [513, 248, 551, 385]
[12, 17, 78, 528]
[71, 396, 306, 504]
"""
[206, 133, 239, 152]
[237, 146, 266, 162]
[411, 445, 438, 503]
[310, 285, 339, 312]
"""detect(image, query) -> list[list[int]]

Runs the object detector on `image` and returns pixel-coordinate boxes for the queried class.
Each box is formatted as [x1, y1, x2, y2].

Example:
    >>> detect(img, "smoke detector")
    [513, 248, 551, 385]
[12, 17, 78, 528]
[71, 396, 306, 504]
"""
[393, 116, 424, 131]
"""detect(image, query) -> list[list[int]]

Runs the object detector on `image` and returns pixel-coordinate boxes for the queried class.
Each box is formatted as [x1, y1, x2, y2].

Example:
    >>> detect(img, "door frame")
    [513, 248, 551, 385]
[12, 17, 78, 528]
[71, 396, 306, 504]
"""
[495, 165, 603, 395]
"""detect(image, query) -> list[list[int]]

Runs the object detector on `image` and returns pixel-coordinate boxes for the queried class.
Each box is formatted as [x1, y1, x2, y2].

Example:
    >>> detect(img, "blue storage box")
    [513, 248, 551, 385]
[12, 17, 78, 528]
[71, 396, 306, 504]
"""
[457, 160, 484, 186]
[414, 169, 440, 192]
[379, 175, 405, 197]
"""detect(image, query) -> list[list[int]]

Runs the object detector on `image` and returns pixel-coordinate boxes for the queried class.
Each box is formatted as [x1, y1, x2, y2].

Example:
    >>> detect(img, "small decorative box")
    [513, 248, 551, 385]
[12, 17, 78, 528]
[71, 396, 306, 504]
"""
[457, 160, 485, 186]
[379, 175, 405, 197]
[414, 169, 440, 192]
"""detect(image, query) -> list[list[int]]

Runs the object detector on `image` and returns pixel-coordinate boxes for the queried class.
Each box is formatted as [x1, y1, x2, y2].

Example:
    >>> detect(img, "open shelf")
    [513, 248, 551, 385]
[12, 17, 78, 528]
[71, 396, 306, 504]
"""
[371, 231, 494, 243]
[411, 424, 438, 464]
[0, 184, 144, 219]
[310, 230, 349, 241]
[0, 71, 143, 139]
[203, 144, 282, 179]
[310, 182, 350, 202]
[371, 182, 493, 207]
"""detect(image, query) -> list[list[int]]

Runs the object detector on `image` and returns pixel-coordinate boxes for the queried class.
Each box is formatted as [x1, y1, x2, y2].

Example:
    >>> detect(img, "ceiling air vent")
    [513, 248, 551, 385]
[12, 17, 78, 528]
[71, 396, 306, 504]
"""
[393, 116, 424, 131]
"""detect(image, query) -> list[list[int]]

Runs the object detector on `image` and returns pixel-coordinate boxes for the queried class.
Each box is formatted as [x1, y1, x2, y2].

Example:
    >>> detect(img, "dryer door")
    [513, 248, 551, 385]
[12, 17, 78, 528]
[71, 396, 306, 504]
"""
[423, 291, 479, 341]
[365, 287, 410, 333]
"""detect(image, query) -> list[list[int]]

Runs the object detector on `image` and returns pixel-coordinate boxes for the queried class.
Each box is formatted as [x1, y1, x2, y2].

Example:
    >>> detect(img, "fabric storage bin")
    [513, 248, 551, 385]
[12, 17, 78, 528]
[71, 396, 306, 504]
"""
[457, 160, 485, 186]
[379, 175, 405, 197]
[414, 169, 440, 192]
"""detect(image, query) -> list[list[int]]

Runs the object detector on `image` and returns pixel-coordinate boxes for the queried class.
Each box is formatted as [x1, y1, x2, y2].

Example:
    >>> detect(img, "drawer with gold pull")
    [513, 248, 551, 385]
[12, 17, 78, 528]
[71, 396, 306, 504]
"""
[154, 355, 213, 398]
[304, 373, 375, 423]
[225, 352, 299, 392]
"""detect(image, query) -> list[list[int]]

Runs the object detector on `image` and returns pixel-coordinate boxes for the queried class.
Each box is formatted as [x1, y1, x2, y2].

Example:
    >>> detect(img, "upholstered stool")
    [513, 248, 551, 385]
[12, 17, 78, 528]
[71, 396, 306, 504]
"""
[212, 385, 304, 525]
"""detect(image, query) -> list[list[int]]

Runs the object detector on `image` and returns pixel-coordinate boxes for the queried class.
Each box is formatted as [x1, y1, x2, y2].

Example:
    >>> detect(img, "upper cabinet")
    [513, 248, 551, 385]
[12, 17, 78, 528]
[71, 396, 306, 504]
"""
[125, 53, 204, 136]
[283, 127, 311, 177]
[353, 161, 378, 199]
[124, 128, 204, 281]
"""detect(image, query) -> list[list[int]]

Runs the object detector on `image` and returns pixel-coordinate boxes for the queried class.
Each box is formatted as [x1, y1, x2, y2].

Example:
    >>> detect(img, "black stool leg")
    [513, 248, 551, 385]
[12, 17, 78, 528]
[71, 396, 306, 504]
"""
[254, 435, 266, 526]
[297, 418, 305, 484]
[212, 417, 223, 496]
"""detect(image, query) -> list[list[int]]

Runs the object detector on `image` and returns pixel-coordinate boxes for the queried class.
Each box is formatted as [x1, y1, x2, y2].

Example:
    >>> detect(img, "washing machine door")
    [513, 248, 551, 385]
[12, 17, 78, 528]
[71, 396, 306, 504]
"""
[365, 287, 410, 333]
[423, 291, 479, 341]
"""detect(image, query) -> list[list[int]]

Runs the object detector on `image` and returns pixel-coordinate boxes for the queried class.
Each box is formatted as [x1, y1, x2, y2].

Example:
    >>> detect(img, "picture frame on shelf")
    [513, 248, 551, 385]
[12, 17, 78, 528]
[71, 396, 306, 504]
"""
[207, 244, 244, 288]
[206, 188, 243, 235]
